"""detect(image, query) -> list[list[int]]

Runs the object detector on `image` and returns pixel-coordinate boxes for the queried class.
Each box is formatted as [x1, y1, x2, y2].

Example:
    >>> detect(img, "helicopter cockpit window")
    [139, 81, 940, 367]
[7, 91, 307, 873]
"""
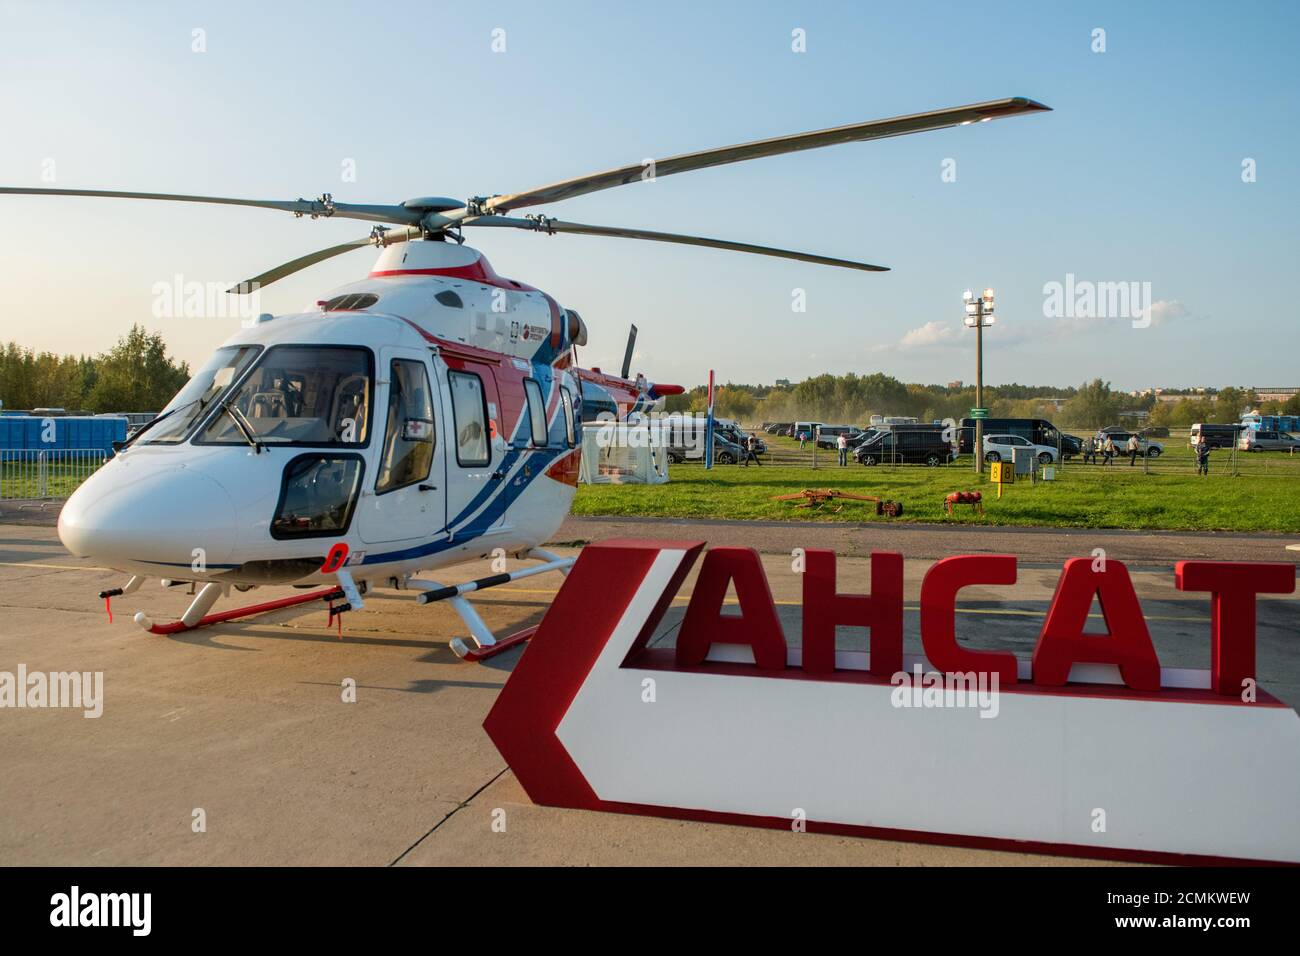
[143, 345, 261, 444]
[270, 454, 364, 539]
[448, 371, 490, 467]
[198, 345, 372, 447]
[376, 359, 435, 494]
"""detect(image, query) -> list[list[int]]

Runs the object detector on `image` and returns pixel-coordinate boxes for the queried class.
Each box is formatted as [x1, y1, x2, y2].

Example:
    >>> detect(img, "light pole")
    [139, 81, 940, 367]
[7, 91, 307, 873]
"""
[963, 288, 996, 475]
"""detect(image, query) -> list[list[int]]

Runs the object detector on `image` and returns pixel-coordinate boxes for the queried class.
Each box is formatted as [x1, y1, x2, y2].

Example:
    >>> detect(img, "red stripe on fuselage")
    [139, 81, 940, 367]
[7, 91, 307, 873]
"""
[370, 259, 540, 292]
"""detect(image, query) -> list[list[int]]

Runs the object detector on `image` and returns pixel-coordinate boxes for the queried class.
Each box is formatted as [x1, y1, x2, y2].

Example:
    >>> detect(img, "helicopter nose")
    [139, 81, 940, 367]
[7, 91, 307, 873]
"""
[59, 467, 238, 569]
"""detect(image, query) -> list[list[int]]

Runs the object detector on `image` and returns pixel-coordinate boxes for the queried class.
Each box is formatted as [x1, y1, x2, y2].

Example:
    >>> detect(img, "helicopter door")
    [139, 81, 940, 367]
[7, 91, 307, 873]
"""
[434, 355, 508, 540]
[356, 349, 444, 545]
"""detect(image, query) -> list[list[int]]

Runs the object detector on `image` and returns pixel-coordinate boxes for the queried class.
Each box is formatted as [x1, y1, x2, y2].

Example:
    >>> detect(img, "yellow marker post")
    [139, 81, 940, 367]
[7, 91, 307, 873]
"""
[989, 461, 1013, 498]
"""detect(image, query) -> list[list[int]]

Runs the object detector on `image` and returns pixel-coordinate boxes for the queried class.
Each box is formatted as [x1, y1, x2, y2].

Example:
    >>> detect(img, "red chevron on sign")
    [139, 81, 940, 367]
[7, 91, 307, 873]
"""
[485, 539, 703, 809]
[483, 539, 1300, 864]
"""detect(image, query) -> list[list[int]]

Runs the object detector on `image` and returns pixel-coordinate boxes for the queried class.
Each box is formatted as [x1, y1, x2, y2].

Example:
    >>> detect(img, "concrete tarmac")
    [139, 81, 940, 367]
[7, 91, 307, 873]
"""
[1, 519, 1296, 866]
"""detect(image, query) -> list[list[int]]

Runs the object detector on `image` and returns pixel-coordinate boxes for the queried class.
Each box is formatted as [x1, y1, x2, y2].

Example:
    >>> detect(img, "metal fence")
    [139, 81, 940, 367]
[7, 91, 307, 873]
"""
[0, 448, 110, 500]
[744, 426, 1300, 478]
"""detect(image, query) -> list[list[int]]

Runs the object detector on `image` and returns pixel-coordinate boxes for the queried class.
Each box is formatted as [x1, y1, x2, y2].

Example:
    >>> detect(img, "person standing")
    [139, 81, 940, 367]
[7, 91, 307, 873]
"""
[744, 433, 762, 467]
[798, 429, 808, 451]
[1082, 435, 1095, 464]
[1101, 435, 1116, 465]
[1127, 433, 1141, 466]
[1195, 435, 1210, 476]
[837, 431, 849, 466]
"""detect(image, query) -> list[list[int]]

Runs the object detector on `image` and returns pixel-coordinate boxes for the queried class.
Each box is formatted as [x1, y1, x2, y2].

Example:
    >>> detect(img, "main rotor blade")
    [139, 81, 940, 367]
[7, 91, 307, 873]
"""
[485, 97, 1049, 213]
[0, 187, 423, 226]
[228, 226, 423, 294]
[463, 216, 888, 272]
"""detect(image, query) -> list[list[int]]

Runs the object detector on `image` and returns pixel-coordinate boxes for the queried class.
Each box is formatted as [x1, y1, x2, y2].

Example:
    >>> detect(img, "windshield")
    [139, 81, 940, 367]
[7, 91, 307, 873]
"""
[144, 346, 261, 444]
[198, 345, 373, 447]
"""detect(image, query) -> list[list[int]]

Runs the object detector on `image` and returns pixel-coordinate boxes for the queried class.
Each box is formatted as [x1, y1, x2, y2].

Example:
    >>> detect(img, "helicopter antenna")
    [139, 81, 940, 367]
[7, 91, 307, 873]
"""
[620, 325, 638, 381]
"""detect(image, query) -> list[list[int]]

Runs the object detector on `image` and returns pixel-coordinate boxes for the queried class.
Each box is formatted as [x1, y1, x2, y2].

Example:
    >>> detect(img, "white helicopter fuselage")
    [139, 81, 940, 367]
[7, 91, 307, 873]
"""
[58, 240, 590, 592]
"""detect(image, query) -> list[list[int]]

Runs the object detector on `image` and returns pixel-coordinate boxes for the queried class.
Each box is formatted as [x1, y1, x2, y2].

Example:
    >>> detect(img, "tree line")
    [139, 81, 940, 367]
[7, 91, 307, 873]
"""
[665, 375, 1291, 430]
[0, 325, 191, 414]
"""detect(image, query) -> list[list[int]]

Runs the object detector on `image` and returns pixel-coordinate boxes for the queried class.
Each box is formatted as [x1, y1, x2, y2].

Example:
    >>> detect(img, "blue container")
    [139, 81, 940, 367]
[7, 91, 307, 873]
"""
[0, 415, 126, 453]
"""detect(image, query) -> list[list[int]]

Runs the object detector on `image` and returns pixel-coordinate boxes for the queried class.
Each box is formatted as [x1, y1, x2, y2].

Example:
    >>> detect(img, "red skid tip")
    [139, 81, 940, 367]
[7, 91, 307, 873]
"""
[456, 626, 539, 662]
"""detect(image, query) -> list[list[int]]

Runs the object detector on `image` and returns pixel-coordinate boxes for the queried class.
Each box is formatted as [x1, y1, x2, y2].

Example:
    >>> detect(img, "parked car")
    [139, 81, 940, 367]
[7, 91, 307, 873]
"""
[1240, 430, 1300, 452]
[1140, 425, 1170, 438]
[814, 424, 863, 450]
[981, 433, 1059, 465]
[665, 431, 747, 464]
[1095, 430, 1164, 458]
[854, 426, 955, 466]
[711, 434, 747, 464]
[846, 427, 880, 449]
[765, 422, 792, 435]
[716, 422, 765, 454]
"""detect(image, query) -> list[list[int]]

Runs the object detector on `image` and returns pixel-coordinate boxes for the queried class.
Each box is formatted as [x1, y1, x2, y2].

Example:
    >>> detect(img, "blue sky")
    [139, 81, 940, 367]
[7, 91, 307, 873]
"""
[1, 0, 1296, 391]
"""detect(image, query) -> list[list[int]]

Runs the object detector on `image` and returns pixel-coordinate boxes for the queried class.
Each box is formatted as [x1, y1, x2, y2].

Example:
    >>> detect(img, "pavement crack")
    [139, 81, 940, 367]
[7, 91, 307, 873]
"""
[387, 767, 509, 866]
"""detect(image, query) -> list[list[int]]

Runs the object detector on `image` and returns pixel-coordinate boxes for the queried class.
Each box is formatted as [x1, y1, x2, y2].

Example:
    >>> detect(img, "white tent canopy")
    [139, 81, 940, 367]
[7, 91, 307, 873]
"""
[578, 421, 670, 484]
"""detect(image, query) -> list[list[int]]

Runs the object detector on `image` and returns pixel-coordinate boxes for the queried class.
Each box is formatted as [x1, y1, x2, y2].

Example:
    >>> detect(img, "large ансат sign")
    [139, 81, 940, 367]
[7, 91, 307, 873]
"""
[485, 540, 1300, 864]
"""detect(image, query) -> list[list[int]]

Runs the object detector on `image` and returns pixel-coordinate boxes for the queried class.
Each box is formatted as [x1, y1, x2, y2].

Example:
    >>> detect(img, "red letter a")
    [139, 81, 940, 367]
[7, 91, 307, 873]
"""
[1033, 558, 1160, 690]
[801, 550, 902, 676]
[676, 547, 786, 669]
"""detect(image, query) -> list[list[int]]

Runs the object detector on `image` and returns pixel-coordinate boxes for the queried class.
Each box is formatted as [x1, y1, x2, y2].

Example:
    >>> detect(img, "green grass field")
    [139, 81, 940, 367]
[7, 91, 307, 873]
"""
[573, 432, 1300, 533]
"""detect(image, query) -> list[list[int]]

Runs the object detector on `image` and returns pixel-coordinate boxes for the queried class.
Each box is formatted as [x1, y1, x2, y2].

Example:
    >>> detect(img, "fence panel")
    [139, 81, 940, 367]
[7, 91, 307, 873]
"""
[0, 449, 110, 500]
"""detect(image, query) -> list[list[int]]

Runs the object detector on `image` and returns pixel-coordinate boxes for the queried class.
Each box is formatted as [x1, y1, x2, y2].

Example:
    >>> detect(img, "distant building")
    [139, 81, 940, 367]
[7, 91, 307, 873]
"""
[1255, 386, 1299, 403]
[946, 380, 963, 390]
[774, 378, 792, 388]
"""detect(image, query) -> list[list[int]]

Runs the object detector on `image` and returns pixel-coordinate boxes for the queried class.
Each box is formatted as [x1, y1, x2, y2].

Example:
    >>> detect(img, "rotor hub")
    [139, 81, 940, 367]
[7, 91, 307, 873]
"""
[400, 196, 465, 213]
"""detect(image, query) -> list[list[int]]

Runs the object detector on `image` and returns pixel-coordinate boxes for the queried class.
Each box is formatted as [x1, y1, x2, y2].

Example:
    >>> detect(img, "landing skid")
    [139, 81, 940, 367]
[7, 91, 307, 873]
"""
[453, 625, 539, 662]
[130, 584, 345, 635]
[408, 548, 574, 661]
[96, 548, 573, 659]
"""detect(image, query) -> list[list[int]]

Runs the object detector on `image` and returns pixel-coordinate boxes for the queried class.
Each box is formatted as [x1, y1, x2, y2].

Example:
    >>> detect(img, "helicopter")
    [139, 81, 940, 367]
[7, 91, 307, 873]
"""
[1, 96, 1049, 660]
